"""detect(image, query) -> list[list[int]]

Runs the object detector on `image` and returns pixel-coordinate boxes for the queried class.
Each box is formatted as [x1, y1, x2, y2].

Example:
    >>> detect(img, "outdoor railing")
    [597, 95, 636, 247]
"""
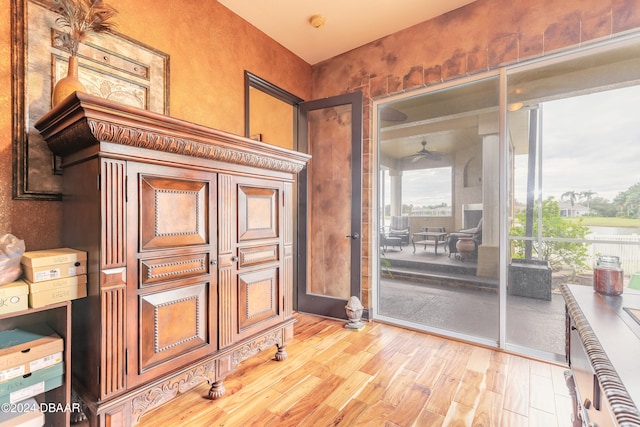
[587, 233, 640, 276]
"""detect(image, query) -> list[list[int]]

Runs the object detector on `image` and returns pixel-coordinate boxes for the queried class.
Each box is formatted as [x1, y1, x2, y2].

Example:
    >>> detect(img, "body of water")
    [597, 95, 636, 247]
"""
[589, 226, 640, 235]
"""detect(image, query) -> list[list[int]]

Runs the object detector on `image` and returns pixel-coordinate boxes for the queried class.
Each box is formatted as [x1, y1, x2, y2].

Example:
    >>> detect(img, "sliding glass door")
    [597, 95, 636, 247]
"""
[375, 35, 640, 361]
[505, 38, 640, 358]
[376, 77, 501, 345]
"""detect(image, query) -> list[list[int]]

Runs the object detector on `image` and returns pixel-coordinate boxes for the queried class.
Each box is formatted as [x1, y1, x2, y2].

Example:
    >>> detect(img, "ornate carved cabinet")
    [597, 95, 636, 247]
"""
[35, 93, 309, 426]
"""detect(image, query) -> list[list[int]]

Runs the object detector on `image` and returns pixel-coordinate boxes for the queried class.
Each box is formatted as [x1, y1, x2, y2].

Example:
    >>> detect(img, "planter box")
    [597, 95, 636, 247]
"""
[508, 259, 552, 301]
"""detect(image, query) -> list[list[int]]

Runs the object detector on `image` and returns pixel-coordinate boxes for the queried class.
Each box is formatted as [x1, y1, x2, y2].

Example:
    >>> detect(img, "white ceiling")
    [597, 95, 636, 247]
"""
[218, 0, 478, 65]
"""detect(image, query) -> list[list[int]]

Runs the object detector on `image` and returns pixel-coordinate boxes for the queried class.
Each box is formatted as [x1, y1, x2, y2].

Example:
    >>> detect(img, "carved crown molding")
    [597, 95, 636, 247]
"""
[87, 119, 306, 173]
[34, 92, 310, 174]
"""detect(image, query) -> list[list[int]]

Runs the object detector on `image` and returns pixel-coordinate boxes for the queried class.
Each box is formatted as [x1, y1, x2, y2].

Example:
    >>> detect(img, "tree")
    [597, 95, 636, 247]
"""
[561, 190, 579, 207]
[588, 196, 616, 217]
[614, 182, 640, 218]
[579, 190, 597, 209]
[510, 197, 590, 270]
[401, 204, 414, 215]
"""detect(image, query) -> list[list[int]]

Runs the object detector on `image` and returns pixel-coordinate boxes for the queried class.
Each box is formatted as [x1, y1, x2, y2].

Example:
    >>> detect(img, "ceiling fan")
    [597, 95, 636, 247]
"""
[405, 140, 442, 162]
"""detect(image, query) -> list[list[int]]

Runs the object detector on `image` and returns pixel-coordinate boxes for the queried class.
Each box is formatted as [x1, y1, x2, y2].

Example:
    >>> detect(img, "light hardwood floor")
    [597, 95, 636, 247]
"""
[137, 313, 574, 426]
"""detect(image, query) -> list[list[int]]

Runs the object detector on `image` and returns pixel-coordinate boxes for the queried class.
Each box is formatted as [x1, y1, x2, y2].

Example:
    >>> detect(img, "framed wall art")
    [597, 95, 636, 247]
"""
[11, 0, 170, 200]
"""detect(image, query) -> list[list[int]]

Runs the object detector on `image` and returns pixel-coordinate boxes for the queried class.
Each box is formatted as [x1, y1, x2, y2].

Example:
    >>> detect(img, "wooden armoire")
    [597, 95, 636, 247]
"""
[35, 92, 310, 426]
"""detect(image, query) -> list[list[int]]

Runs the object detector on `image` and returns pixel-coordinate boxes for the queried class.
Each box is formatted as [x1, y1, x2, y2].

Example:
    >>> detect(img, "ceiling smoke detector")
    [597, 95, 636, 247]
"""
[309, 14, 326, 29]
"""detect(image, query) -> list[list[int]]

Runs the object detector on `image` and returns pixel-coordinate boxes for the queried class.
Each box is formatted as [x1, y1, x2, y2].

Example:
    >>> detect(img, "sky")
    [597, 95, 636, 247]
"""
[400, 167, 452, 207]
[514, 84, 640, 204]
[384, 84, 640, 208]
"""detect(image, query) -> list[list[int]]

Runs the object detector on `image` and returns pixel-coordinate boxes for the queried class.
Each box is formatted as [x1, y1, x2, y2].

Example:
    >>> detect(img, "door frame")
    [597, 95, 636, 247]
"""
[297, 91, 363, 319]
[244, 71, 303, 140]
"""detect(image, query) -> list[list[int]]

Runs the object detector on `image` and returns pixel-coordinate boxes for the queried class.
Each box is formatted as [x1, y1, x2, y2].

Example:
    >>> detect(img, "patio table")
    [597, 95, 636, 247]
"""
[411, 231, 448, 254]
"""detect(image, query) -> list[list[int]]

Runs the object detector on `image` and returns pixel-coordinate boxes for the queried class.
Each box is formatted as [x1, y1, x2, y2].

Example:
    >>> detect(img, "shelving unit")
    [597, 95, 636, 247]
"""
[0, 301, 71, 427]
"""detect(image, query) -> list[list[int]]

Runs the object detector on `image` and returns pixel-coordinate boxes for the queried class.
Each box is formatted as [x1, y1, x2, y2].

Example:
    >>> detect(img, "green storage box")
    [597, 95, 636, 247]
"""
[0, 363, 64, 404]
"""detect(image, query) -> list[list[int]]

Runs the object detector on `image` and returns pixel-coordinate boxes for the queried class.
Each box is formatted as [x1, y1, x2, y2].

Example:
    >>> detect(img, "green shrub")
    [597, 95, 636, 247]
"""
[511, 198, 590, 270]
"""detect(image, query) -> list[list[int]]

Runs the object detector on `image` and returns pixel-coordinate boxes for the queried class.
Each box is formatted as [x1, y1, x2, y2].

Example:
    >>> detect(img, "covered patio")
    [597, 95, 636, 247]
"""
[375, 71, 563, 361]
[378, 246, 567, 356]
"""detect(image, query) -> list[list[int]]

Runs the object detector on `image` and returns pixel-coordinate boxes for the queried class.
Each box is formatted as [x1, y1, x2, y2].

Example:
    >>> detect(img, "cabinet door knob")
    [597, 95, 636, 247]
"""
[583, 398, 591, 409]
[210, 259, 218, 265]
[231, 255, 238, 262]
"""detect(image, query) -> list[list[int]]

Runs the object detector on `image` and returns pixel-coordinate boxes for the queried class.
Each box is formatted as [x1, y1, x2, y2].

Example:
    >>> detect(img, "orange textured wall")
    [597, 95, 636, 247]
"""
[312, 0, 640, 99]
[0, 0, 311, 250]
[249, 88, 294, 149]
[309, 0, 640, 308]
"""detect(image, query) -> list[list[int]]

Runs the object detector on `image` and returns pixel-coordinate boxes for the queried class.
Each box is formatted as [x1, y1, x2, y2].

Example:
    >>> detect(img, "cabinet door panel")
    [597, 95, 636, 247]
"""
[139, 283, 208, 371]
[238, 244, 279, 268]
[238, 267, 279, 331]
[238, 185, 278, 241]
[139, 176, 209, 250]
[139, 253, 210, 287]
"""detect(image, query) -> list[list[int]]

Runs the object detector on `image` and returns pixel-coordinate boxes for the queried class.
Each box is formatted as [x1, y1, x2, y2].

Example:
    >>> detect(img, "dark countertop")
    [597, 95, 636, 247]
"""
[562, 284, 640, 425]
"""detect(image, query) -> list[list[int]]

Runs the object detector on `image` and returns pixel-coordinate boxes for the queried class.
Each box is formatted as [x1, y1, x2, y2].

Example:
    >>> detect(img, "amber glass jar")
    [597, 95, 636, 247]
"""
[593, 255, 623, 296]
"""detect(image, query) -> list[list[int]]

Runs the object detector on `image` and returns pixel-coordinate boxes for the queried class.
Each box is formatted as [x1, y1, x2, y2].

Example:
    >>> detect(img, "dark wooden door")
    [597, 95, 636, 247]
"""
[297, 92, 363, 319]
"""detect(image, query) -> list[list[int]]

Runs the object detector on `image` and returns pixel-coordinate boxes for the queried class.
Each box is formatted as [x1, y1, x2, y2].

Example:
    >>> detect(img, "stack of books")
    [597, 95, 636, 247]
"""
[20, 248, 87, 308]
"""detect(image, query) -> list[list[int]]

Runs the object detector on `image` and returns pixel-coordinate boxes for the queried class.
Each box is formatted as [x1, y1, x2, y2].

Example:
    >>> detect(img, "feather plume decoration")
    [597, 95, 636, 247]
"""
[55, 0, 118, 56]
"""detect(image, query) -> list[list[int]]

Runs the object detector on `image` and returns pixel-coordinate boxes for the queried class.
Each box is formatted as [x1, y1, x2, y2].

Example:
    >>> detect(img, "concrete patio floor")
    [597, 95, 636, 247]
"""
[377, 245, 569, 358]
[378, 278, 567, 356]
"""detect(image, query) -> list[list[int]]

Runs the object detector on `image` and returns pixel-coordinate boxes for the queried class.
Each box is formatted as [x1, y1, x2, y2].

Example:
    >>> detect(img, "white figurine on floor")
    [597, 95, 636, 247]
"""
[345, 296, 365, 330]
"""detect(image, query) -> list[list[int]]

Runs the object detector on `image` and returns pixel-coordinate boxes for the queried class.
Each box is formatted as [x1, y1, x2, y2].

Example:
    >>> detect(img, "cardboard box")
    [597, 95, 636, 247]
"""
[21, 248, 87, 283]
[0, 397, 45, 427]
[21, 261, 86, 283]
[0, 363, 64, 405]
[0, 327, 64, 376]
[0, 279, 29, 315]
[20, 248, 86, 267]
[27, 275, 87, 308]
[25, 275, 87, 294]
[0, 351, 63, 383]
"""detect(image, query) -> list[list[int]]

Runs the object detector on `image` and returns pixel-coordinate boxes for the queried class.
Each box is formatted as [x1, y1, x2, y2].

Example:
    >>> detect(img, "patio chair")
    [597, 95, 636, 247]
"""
[446, 217, 482, 260]
[388, 216, 410, 245]
[380, 227, 403, 253]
